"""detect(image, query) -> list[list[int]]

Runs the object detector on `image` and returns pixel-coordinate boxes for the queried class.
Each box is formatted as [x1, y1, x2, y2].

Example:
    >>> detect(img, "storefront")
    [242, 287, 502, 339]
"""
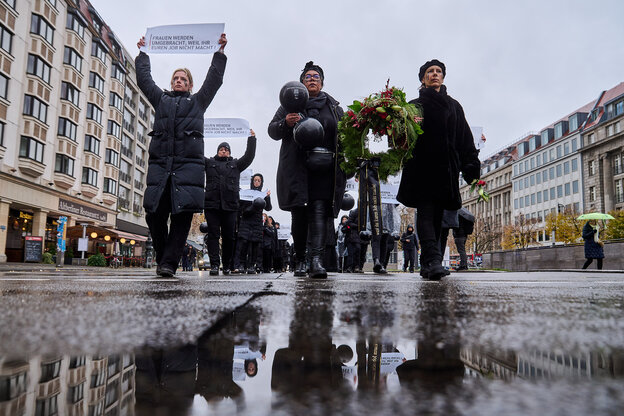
[5, 209, 34, 262]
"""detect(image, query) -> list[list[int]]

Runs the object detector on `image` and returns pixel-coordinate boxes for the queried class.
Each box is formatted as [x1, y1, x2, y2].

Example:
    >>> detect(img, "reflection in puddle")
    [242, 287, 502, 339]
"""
[2, 288, 623, 415]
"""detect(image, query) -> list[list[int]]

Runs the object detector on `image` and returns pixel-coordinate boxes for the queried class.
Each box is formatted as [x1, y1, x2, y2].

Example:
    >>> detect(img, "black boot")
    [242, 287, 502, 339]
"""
[373, 258, 387, 274]
[210, 265, 219, 276]
[294, 260, 306, 277]
[309, 256, 327, 279]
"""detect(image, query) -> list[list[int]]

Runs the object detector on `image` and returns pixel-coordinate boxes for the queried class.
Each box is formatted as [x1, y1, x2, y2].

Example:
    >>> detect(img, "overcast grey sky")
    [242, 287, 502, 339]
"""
[91, 0, 624, 226]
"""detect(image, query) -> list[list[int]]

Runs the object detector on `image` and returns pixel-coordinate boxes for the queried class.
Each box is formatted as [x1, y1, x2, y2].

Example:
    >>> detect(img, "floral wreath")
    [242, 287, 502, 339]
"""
[338, 81, 423, 181]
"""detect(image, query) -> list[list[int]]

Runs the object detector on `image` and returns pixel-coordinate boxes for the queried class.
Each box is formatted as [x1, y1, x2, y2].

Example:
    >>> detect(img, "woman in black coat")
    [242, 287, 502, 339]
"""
[135, 34, 227, 277]
[397, 59, 480, 280]
[204, 134, 256, 275]
[262, 216, 276, 273]
[234, 174, 272, 274]
[582, 220, 604, 269]
[268, 61, 346, 278]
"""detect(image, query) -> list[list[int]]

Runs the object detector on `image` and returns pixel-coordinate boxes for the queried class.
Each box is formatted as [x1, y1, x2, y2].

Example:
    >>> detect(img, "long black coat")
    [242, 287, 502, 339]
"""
[268, 92, 346, 218]
[237, 174, 272, 242]
[397, 85, 480, 210]
[582, 222, 604, 259]
[204, 136, 256, 211]
[136, 52, 226, 214]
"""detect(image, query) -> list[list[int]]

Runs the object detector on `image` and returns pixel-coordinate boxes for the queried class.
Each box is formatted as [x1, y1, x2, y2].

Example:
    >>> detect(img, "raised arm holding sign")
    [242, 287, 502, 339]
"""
[135, 30, 228, 278]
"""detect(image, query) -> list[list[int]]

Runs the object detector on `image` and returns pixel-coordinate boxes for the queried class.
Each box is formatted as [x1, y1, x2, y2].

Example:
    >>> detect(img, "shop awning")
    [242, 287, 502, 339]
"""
[115, 231, 147, 242]
[65, 226, 146, 242]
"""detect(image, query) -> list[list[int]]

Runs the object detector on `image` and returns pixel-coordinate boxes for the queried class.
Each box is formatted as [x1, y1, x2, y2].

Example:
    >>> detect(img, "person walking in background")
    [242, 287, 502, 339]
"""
[396, 59, 481, 280]
[268, 61, 346, 278]
[454, 208, 475, 270]
[343, 208, 361, 273]
[336, 215, 349, 272]
[135, 33, 227, 278]
[204, 133, 257, 276]
[262, 215, 276, 273]
[400, 225, 417, 273]
[234, 174, 272, 274]
[582, 220, 604, 270]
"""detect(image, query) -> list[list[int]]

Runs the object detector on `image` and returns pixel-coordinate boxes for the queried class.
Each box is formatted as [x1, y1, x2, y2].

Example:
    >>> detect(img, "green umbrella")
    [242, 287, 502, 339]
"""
[577, 213, 615, 220]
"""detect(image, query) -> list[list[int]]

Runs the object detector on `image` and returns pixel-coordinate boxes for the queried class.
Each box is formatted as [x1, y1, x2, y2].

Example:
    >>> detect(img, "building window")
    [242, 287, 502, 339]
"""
[556, 185, 563, 198]
[542, 152, 548, 164]
[0, 121, 4, 147]
[60, 82, 80, 107]
[26, 54, 51, 84]
[109, 92, 123, 111]
[572, 158, 578, 172]
[112, 64, 125, 83]
[23, 95, 48, 123]
[91, 40, 108, 64]
[543, 189, 549, 202]
[588, 160, 596, 176]
[107, 120, 120, 138]
[55, 154, 74, 176]
[589, 186, 596, 202]
[614, 155, 623, 175]
[84, 135, 100, 155]
[66, 12, 85, 39]
[69, 356, 86, 368]
[90, 371, 106, 388]
[82, 167, 98, 186]
[138, 100, 148, 120]
[587, 133, 595, 145]
[86, 103, 102, 124]
[536, 173, 541, 185]
[573, 180, 579, 194]
[0, 73, 7, 99]
[88, 72, 105, 94]
[0, 24, 13, 54]
[514, 198, 518, 209]
[556, 164, 562, 177]
[563, 161, 570, 175]
[3, 0, 16, 10]
[57, 117, 77, 141]
[35, 396, 58, 416]
[571, 138, 578, 151]
[616, 179, 624, 204]
[63, 46, 83, 72]
[542, 170, 548, 182]
[68, 383, 84, 404]
[550, 187, 555, 200]
[564, 183, 571, 196]
[537, 192, 542, 203]
[40, 360, 61, 382]
[530, 174, 535, 186]
[549, 167, 555, 180]
[105, 148, 119, 167]
[103, 178, 117, 194]
[121, 134, 133, 158]
[530, 193, 535, 205]
[30, 14, 54, 46]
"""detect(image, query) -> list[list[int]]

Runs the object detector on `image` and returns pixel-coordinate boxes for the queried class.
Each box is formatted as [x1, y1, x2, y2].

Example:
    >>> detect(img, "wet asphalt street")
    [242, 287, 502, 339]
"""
[1, 267, 623, 415]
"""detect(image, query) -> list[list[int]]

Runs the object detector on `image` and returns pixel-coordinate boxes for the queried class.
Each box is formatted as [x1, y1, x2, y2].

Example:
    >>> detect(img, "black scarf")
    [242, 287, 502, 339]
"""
[306, 92, 327, 118]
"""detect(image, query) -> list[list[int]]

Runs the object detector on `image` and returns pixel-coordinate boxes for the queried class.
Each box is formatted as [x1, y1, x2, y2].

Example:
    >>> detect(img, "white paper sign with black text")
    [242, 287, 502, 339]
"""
[141, 23, 225, 54]
[204, 118, 250, 138]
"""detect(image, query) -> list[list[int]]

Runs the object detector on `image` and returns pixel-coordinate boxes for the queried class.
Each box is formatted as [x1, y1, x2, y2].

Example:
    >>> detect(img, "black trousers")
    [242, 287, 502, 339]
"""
[403, 248, 416, 271]
[145, 180, 194, 272]
[291, 200, 328, 261]
[204, 209, 237, 269]
[234, 239, 259, 270]
[416, 201, 444, 267]
[582, 258, 603, 269]
[263, 248, 273, 272]
[454, 235, 468, 267]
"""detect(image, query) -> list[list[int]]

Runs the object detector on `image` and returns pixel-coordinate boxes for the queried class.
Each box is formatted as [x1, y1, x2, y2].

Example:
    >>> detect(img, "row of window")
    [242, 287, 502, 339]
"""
[514, 181, 580, 209]
[514, 138, 579, 177]
[521, 203, 582, 224]
[514, 159, 579, 191]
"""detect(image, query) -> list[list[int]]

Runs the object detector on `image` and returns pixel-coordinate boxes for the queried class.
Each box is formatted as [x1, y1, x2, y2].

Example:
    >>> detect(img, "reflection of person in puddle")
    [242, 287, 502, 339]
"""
[271, 285, 350, 405]
[233, 304, 267, 379]
[396, 283, 465, 391]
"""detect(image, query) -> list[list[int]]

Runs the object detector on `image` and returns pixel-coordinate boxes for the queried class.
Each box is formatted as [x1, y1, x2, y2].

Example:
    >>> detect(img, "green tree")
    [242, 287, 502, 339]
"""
[545, 212, 583, 244]
[604, 210, 624, 239]
[501, 215, 539, 249]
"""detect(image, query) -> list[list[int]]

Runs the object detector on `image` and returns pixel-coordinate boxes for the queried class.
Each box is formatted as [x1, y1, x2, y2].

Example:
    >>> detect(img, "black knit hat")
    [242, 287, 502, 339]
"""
[217, 142, 231, 153]
[300, 61, 324, 83]
[418, 59, 446, 81]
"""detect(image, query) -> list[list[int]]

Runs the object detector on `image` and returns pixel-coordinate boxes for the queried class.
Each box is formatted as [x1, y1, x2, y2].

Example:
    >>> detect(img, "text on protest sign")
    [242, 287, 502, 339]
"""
[204, 118, 250, 138]
[141, 23, 225, 54]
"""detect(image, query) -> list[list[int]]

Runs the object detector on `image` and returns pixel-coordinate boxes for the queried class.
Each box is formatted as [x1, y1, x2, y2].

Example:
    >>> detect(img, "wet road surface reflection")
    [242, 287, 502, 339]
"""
[2, 282, 623, 415]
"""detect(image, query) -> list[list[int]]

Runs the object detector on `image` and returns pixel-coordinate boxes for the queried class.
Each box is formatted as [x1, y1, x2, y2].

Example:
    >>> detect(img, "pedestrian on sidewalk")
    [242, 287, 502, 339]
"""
[135, 33, 227, 277]
[582, 220, 604, 270]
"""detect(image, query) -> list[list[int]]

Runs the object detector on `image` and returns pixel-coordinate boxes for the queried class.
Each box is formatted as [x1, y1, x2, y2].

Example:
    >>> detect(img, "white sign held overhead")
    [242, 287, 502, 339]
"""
[204, 118, 250, 138]
[141, 23, 225, 54]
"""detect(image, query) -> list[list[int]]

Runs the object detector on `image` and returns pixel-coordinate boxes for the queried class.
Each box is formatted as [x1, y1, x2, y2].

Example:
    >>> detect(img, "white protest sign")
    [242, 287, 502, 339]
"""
[277, 225, 291, 240]
[204, 118, 250, 138]
[240, 189, 266, 202]
[471, 126, 485, 150]
[379, 352, 406, 374]
[240, 168, 253, 188]
[380, 183, 399, 204]
[141, 23, 225, 54]
[232, 361, 246, 381]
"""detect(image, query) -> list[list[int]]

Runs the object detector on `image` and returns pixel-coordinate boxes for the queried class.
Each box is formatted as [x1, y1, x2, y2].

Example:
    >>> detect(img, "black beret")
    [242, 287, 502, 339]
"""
[418, 59, 446, 81]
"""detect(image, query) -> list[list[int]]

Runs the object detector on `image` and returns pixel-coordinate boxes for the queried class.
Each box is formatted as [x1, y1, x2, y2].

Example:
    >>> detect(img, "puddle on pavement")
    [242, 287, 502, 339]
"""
[2, 282, 624, 416]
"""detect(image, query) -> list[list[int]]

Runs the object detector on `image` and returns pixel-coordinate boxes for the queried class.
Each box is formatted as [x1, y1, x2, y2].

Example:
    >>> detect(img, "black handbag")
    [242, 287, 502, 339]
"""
[306, 147, 335, 172]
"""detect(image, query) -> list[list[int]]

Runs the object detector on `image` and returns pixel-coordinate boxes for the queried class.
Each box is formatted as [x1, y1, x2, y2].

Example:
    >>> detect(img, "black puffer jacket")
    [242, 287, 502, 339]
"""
[268, 91, 346, 218]
[400, 226, 418, 251]
[136, 51, 227, 214]
[204, 136, 256, 211]
[397, 85, 480, 210]
[237, 174, 272, 242]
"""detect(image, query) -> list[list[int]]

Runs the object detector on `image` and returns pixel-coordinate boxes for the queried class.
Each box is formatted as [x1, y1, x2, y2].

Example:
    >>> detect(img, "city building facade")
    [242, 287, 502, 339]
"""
[0, 0, 153, 262]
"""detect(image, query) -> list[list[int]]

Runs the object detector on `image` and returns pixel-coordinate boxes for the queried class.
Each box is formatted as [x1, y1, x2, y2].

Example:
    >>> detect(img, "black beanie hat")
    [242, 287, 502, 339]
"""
[300, 61, 324, 83]
[217, 142, 231, 153]
[418, 59, 446, 81]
